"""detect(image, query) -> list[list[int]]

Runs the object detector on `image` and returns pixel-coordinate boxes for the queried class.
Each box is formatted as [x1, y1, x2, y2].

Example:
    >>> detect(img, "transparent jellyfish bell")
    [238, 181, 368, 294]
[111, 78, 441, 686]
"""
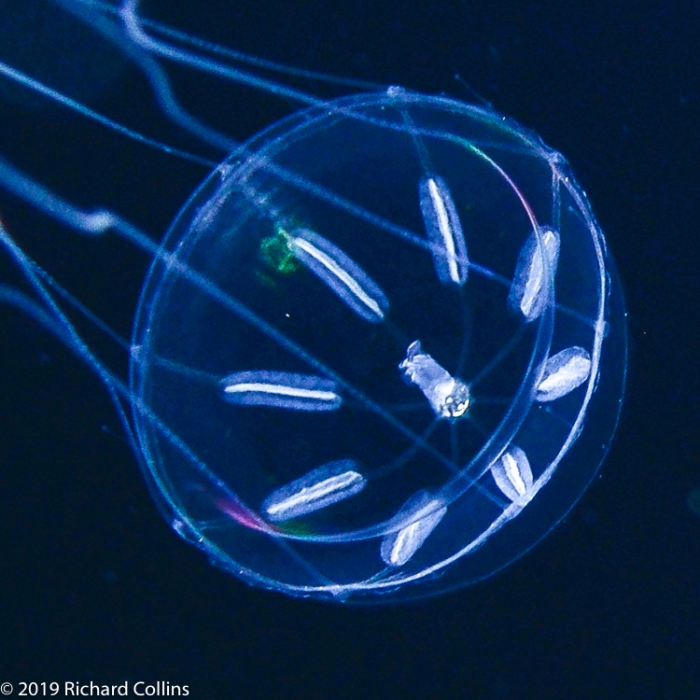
[129, 88, 627, 602]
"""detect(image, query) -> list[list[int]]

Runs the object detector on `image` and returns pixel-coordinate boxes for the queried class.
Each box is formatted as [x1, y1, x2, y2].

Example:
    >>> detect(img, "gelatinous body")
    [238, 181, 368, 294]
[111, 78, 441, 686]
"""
[0, 38, 627, 603]
[125, 90, 625, 602]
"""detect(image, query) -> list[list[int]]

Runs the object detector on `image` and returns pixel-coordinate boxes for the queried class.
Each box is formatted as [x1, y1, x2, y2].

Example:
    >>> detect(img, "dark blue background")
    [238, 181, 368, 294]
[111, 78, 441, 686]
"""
[0, 0, 699, 698]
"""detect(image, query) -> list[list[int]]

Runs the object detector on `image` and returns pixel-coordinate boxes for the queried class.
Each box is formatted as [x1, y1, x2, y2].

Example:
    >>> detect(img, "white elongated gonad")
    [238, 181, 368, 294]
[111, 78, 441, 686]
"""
[262, 460, 366, 522]
[508, 226, 560, 322]
[491, 445, 533, 502]
[290, 228, 389, 322]
[419, 176, 469, 286]
[535, 346, 592, 402]
[220, 370, 342, 410]
[381, 491, 447, 567]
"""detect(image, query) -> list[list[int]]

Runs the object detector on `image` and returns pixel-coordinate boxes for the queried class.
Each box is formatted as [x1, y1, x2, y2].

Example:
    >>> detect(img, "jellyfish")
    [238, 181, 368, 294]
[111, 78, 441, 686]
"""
[0, 0, 627, 602]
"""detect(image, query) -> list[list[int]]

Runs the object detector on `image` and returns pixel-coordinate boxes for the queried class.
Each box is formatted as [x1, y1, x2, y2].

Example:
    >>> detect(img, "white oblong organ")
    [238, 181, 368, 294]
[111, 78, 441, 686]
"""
[290, 228, 389, 323]
[508, 226, 560, 322]
[419, 176, 469, 287]
[220, 370, 342, 411]
[535, 346, 592, 402]
[262, 460, 366, 522]
[491, 445, 533, 502]
[380, 491, 447, 567]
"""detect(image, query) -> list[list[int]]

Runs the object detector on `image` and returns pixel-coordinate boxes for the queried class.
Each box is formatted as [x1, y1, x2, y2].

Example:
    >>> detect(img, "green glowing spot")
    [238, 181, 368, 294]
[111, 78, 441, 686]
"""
[277, 520, 314, 536]
[259, 226, 302, 275]
[254, 270, 278, 289]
